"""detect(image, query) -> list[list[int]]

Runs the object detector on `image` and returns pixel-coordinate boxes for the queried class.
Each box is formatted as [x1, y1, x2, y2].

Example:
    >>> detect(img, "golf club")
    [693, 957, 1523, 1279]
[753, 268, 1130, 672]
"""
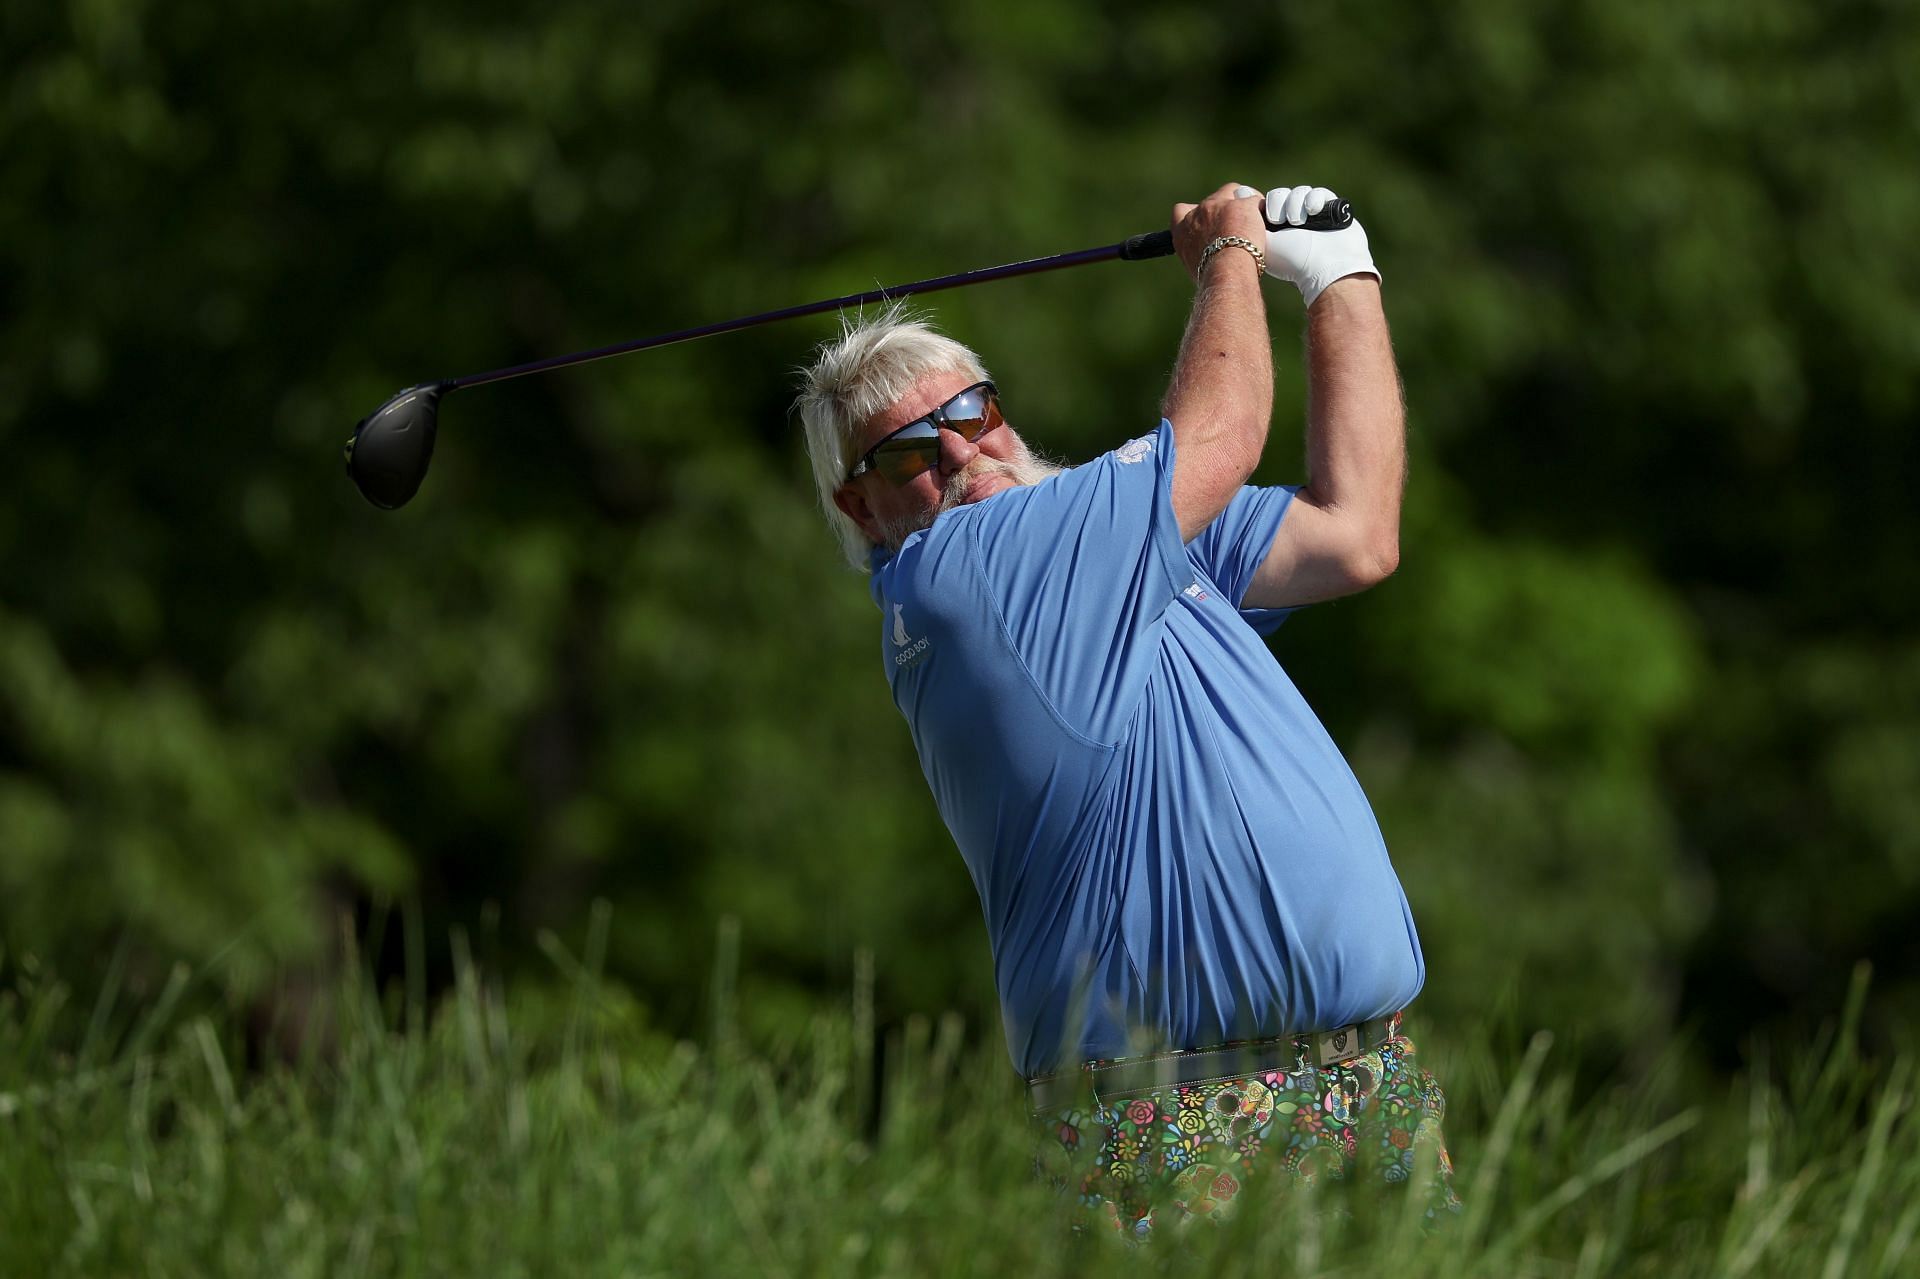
[344, 202, 1354, 509]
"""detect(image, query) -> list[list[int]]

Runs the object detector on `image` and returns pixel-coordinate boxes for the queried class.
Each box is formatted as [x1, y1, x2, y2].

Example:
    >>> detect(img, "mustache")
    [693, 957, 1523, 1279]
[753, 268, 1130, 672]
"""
[937, 453, 1060, 511]
[938, 460, 1014, 510]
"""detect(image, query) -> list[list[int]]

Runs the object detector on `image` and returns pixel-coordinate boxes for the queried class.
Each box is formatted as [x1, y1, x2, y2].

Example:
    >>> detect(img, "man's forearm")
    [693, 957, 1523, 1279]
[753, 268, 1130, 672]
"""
[1161, 250, 1275, 541]
[1300, 277, 1404, 574]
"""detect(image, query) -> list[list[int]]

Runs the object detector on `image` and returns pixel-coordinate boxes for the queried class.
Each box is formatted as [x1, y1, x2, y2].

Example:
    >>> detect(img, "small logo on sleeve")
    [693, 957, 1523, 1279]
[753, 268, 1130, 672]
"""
[890, 603, 931, 669]
[1182, 581, 1209, 603]
[1114, 436, 1154, 465]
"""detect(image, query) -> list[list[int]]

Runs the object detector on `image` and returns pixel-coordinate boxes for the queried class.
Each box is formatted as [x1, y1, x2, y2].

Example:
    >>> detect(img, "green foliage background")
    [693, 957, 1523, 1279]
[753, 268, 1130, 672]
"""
[3, 0, 1917, 1073]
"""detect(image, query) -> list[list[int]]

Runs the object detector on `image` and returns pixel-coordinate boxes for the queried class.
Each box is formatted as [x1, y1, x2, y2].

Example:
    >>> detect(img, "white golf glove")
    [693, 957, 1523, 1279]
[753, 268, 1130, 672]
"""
[1234, 184, 1378, 308]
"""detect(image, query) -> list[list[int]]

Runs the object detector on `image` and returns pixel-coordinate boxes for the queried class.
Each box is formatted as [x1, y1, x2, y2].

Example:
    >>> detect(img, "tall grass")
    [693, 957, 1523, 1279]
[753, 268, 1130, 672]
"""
[1, 922, 1914, 1277]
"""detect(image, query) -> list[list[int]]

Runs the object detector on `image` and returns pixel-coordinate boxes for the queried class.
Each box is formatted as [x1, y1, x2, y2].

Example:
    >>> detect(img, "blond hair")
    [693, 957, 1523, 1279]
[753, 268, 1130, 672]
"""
[793, 304, 991, 571]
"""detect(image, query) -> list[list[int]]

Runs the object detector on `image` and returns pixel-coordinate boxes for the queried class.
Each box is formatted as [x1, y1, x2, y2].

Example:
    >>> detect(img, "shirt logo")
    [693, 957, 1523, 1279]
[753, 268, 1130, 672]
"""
[1183, 581, 1209, 603]
[890, 602, 931, 669]
[1115, 436, 1154, 465]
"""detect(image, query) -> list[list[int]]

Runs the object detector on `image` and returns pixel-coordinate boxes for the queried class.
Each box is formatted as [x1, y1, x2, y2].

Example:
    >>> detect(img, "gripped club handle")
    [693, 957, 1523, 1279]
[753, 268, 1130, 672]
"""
[1118, 199, 1356, 261]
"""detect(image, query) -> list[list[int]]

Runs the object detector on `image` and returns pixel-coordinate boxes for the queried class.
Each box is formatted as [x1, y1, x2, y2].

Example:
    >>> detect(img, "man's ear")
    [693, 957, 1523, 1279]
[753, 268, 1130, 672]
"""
[833, 484, 878, 543]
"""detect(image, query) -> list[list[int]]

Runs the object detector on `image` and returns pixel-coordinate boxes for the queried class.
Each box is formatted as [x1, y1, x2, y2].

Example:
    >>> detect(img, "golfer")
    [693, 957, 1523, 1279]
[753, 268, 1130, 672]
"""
[797, 182, 1457, 1234]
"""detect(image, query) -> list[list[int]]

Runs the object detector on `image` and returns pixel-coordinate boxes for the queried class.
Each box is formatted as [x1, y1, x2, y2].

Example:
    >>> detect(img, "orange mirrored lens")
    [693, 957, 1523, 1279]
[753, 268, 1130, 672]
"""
[853, 384, 1001, 485]
[872, 431, 941, 484]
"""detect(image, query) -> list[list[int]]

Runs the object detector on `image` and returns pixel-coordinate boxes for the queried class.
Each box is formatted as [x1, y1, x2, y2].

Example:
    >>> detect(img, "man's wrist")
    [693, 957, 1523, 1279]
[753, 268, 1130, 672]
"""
[1198, 253, 1263, 298]
[1304, 272, 1382, 313]
[1199, 235, 1266, 280]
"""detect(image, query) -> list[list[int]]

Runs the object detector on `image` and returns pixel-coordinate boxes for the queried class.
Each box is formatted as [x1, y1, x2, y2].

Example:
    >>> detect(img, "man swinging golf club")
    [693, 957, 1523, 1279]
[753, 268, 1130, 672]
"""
[797, 181, 1458, 1235]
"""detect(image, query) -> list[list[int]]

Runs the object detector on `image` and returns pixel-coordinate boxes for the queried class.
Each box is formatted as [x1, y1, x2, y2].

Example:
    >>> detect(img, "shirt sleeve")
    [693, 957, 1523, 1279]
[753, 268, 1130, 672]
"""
[1188, 483, 1301, 636]
[965, 419, 1190, 743]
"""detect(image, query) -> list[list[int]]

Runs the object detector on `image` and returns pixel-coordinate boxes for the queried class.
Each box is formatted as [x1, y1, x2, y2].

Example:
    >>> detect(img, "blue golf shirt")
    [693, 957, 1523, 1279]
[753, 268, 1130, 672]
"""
[869, 420, 1424, 1077]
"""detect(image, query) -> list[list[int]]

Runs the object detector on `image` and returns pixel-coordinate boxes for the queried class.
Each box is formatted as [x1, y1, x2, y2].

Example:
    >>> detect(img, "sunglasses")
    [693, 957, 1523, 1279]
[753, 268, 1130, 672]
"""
[846, 382, 1003, 485]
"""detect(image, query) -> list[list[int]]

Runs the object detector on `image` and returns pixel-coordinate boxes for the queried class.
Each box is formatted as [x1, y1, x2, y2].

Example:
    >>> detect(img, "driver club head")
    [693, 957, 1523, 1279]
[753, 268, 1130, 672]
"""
[344, 382, 447, 509]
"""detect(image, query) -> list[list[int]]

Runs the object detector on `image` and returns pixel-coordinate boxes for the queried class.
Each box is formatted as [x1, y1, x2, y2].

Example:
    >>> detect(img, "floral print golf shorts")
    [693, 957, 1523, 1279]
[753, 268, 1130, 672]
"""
[1034, 1024, 1461, 1238]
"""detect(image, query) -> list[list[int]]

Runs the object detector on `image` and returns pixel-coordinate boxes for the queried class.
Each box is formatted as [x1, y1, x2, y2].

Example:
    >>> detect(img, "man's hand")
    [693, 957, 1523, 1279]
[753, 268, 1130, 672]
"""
[1171, 182, 1271, 283]
[1245, 184, 1379, 309]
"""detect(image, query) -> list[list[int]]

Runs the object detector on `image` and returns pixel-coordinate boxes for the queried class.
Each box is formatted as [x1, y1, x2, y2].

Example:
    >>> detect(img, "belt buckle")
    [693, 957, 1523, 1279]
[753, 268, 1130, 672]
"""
[1314, 1023, 1362, 1067]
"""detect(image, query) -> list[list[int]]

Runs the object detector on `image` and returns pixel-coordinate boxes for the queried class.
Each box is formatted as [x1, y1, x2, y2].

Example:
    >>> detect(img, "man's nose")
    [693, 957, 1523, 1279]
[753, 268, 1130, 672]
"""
[937, 427, 980, 475]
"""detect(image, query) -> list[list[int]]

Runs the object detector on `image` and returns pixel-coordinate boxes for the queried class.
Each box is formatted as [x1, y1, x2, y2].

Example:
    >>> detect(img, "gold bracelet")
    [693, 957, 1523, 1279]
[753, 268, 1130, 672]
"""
[1199, 235, 1266, 276]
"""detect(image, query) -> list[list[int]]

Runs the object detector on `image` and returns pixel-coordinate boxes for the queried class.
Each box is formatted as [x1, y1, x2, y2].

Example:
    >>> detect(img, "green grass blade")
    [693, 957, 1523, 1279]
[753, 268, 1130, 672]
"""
[1823, 1058, 1911, 1279]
